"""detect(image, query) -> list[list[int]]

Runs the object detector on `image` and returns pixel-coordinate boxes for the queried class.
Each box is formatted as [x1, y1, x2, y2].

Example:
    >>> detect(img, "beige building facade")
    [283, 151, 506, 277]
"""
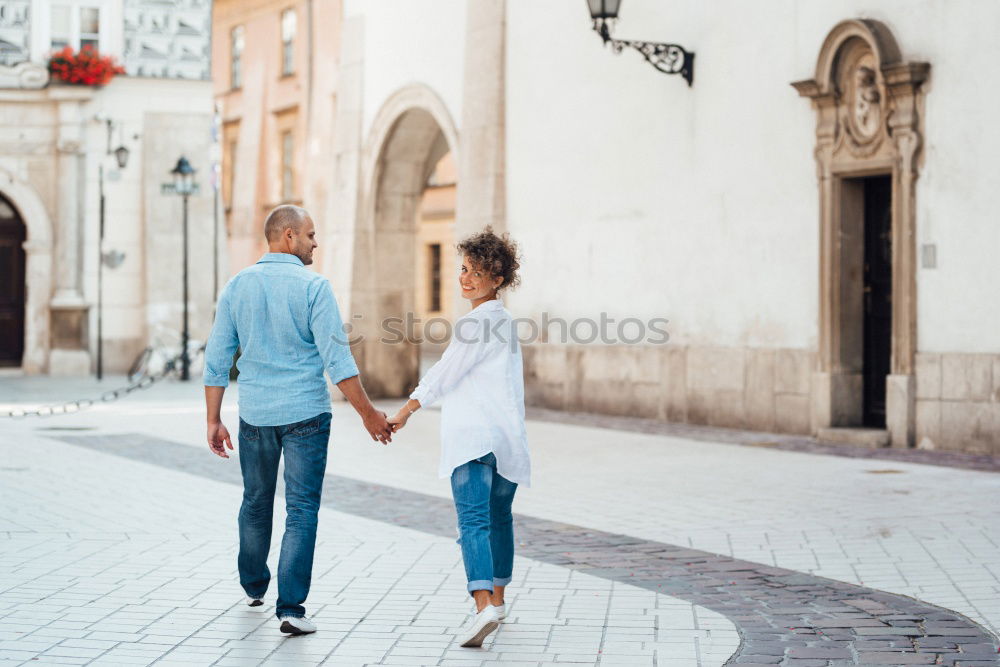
[211, 1, 999, 456]
[212, 0, 342, 275]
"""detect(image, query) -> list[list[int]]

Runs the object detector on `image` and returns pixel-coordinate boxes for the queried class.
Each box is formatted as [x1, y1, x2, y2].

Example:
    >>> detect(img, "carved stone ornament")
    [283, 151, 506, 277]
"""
[0, 62, 49, 90]
[852, 65, 881, 139]
[835, 47, 886, 158]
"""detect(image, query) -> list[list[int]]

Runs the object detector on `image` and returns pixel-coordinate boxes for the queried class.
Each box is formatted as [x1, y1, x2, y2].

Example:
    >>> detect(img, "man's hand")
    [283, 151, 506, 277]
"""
[207, 421, 234, 458]
[337, 376, 392, 444]
[363, 410, 393, 445]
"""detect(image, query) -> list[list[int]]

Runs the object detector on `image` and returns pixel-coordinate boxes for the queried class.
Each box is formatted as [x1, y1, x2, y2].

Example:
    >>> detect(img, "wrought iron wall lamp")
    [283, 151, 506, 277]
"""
[587, 0, 695, 86]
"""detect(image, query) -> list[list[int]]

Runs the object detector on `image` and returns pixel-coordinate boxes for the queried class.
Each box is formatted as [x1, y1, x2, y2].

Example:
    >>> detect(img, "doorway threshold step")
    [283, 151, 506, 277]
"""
[817, 427, 889, 448]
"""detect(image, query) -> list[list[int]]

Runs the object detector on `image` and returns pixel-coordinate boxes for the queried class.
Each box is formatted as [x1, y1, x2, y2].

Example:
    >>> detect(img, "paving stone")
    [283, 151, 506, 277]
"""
[856, 653, 938, 664]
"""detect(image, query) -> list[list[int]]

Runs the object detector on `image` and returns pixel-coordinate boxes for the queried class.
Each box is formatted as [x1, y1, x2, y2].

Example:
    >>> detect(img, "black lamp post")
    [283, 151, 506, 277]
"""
[169, 156, 196, 381]
[96, 132, 130, 381]
[586, 0, 695, 86]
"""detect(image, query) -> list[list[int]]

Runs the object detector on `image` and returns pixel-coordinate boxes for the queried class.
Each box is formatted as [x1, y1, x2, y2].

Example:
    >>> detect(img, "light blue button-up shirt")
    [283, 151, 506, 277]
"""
[203, 253, 359, 427]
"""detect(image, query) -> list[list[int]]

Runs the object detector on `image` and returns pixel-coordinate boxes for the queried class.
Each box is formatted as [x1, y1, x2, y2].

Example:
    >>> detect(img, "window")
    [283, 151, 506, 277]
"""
[49, 3, 100, 52]
[428, 244, 442, 312]
[79, 6, 99, 50]
[281, 130, 294, 202]
[280, 8, 295, 76]
[230, 25, 244, 89]
[50, 5, 70, 50]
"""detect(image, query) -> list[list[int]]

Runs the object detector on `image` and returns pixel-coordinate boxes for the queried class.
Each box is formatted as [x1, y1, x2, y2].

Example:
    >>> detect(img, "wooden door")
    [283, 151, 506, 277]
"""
[0, 195, 26, 366]
[862, 176, 892, 427]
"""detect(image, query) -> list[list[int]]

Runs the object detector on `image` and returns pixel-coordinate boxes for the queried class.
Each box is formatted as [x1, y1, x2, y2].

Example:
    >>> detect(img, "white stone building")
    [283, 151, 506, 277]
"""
[0, 0, 218, 375]
[297, 0, 997, 455]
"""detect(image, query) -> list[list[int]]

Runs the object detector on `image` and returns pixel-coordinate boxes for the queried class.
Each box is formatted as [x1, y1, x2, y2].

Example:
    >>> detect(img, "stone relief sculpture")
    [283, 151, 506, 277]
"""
[853, 65, 881, 139]
[835, 49, 887, 157]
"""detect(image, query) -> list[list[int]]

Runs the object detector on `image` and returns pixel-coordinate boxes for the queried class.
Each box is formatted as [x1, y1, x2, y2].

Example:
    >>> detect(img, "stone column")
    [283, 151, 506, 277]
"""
[48, 87, 93, 375]
[455, 0, 506, 237]
[453, 0, 506, 322]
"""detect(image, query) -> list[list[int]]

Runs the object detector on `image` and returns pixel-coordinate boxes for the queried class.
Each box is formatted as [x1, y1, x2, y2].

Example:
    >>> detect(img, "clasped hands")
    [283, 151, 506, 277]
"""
[386, 400, 417, 434]
[364, 408, 393, 445]
[364, 398, 416, 443]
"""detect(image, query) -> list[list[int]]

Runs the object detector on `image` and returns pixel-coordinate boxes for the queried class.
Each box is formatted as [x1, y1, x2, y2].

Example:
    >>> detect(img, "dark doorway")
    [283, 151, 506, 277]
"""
[0, 194, 26, 366]
[862, 176, 892, 427]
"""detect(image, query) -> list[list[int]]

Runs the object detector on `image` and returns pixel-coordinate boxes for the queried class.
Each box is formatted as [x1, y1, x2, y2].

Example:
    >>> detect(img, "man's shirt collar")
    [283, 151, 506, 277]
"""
[257, 252, 304, 266]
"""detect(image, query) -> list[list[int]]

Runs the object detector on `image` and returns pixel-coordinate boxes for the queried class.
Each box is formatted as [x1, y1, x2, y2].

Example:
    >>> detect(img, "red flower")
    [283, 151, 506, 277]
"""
[47, 46, 125, 86]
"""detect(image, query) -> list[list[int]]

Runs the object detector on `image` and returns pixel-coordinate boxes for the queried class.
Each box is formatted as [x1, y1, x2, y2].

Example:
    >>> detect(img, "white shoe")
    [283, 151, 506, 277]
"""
[278, 616, 316, 635]
[246, 596, 263, 607]
[493, 603, 507, 621]
[458, 605, 500, 647]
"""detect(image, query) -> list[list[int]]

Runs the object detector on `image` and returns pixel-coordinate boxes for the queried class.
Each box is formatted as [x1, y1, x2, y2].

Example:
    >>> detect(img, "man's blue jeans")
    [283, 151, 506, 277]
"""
[237, 411, 330, 618]
[450, 453, 518, 595]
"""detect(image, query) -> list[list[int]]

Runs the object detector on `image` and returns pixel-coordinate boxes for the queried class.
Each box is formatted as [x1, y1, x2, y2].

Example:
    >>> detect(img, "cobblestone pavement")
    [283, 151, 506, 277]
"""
[2, 376, 1000, 666]
[54, 432, 1000, 665]
[0, 429, 737, 666]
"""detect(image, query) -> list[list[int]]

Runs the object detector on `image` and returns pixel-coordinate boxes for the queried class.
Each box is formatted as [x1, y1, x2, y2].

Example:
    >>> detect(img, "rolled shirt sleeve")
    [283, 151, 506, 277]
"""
[310, 278, 360, 385]
[203, 283, 239, 387]
[411, 316, 490, 408]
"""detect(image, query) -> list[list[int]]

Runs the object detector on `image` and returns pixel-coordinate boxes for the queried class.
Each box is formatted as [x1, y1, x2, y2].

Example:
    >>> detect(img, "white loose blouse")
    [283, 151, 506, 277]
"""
[410, 299, 531, 486]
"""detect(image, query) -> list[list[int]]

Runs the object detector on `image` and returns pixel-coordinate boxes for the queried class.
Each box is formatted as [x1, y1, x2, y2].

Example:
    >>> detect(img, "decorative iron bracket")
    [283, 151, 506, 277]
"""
[593, 19, 694, 86]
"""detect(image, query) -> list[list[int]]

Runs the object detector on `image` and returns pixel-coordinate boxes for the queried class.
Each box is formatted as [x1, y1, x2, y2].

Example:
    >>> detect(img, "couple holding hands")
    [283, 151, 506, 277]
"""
[203, 204, 528, 648]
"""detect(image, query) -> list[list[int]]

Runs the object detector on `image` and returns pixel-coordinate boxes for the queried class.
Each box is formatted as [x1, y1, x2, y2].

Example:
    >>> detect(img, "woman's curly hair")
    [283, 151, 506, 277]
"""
[457, 226, 521, 292]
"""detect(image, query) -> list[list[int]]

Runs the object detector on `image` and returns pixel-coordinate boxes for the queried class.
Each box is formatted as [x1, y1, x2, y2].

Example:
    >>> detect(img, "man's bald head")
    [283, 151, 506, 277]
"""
[264, 204, 317, 265]
[264, 204, 309, 242]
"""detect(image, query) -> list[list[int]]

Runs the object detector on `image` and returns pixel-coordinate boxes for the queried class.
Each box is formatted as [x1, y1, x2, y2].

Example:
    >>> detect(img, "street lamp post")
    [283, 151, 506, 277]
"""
[168, 156, 196, 381]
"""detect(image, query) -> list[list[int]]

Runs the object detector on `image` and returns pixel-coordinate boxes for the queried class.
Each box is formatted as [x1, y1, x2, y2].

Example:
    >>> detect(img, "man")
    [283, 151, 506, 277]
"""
[203, 204, 392, 636]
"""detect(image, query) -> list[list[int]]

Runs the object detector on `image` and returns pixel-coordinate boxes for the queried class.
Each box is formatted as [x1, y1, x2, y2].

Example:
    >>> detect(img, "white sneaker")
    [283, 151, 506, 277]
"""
[278, 616, 317, 635]
[493, 603, 507, 621]
[246, 596, 263, 607]
[457, 605, 500, 647]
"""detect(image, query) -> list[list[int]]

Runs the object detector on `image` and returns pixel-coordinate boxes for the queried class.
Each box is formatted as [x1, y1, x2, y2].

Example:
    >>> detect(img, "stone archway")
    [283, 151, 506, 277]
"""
[0, 168, 54, 374]
[793, 20, 929, 447]
[351, 85, 459, 397]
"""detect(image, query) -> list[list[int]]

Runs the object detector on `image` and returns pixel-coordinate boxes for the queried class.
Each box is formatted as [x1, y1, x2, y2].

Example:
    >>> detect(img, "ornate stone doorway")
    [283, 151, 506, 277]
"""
[793, 20, 929, 447]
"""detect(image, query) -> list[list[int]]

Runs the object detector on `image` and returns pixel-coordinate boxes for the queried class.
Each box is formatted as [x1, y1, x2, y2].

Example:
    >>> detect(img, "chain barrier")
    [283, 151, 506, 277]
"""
[2, 353, 186, 419]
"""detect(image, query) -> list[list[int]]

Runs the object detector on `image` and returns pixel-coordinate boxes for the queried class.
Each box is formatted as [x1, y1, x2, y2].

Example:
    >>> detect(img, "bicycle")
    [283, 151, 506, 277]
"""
[127, 325, 206, 384]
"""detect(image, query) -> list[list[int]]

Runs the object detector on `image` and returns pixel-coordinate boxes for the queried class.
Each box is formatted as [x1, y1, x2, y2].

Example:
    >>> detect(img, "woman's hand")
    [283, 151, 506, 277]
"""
[388, 409, 410, 432]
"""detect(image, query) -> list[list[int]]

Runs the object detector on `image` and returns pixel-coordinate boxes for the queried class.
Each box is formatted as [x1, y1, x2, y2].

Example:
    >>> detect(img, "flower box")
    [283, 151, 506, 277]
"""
[47, 46, 125, 87]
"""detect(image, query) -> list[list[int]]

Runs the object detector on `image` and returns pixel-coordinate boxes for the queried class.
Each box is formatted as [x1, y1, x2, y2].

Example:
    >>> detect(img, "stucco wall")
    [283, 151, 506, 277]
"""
[343, 0, 466, 149]
[505, 0, 1000, 355]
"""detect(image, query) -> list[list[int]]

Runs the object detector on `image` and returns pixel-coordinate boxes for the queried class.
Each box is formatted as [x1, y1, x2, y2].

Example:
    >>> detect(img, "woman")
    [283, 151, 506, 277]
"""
[389, 227, 529, 648]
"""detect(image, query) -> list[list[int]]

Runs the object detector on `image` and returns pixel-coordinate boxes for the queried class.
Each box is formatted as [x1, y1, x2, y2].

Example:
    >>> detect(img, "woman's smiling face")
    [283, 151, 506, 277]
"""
[459, 255, 501, 303]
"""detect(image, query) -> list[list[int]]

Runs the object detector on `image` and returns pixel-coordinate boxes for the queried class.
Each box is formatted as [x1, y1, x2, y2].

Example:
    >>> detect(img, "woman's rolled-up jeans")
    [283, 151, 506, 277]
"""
[450, 452, 518, 595]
